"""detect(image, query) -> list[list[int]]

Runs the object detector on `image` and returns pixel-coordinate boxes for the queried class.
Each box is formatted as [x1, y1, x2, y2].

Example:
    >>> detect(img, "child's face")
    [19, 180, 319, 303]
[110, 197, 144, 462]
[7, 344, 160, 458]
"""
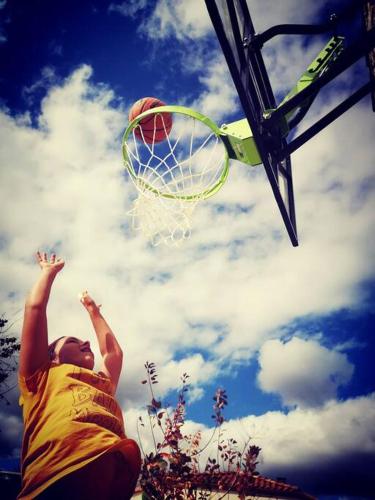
[54, 336, 95, 370]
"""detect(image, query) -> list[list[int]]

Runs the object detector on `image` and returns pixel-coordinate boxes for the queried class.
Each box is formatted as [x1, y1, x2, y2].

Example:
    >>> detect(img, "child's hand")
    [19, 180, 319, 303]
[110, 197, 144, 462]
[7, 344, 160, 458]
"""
[37, 251, 65, 275]
[79, 291, 101, 313]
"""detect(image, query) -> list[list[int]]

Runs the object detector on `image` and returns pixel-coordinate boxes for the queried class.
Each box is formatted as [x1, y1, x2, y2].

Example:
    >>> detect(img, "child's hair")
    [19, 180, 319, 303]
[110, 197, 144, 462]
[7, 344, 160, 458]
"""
[48, 336, 66, 360]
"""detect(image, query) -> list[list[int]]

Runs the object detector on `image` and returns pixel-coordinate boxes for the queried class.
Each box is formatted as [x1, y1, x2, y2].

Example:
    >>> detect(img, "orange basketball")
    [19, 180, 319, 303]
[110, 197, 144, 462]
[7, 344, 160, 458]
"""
[128, 97, 173, 144]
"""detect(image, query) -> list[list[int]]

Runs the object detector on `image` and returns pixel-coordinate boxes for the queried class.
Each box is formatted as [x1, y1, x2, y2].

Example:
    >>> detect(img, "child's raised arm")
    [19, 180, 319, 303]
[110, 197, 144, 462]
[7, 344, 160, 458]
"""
[19, 252, 65, 378]
[80, 292, 123, 391]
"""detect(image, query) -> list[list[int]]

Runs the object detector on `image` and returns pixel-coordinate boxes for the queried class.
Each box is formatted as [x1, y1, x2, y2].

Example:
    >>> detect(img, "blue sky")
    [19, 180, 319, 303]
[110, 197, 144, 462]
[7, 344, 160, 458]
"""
[0, 0, 375, 498]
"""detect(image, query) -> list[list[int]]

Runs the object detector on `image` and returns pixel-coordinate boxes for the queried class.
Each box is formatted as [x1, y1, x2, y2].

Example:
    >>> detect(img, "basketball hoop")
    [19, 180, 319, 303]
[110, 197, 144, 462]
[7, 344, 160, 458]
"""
[122, 106, 229, 246]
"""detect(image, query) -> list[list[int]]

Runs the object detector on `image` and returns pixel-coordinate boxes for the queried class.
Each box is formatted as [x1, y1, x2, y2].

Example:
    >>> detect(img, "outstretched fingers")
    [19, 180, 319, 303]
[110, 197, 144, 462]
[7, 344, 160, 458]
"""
[36, 250, 65, 273]
[36, 251, 53, 262]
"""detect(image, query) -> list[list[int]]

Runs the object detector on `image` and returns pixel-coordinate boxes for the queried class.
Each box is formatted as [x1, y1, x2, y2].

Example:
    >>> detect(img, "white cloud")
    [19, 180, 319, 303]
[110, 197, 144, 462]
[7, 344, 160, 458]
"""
[257, 336, 354, 408]
[248, 0, 327, 32]
[333, 338, 367, 352]
[158, 355, 218, 396]
[191, 57, 239, 122]
[140, 0, 211, 41]
[223, 393, 375, 493]
[22, 66, 58, 105]
[137, 0, 328, 42]
[108, 0, 147, 19]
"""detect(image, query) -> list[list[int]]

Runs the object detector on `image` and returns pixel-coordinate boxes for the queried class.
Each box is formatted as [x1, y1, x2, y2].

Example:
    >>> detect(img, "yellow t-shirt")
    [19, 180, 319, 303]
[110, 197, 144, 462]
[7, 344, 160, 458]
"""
[18, 362, 127, 499]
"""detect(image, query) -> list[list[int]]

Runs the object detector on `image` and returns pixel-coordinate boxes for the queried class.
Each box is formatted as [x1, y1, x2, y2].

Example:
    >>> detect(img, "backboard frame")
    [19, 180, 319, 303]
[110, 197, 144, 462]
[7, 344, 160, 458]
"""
[205, 0, 298, 245]
[205, 0, 375, 247]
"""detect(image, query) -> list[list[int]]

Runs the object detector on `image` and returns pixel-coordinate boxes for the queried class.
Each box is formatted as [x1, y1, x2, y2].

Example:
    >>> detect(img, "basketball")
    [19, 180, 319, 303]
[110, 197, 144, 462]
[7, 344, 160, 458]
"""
[128, 97, 173, 144]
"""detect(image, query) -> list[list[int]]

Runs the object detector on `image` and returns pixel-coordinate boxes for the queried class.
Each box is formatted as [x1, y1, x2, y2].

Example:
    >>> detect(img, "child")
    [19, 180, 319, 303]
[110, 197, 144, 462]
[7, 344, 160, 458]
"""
[18, 251, 141, 499]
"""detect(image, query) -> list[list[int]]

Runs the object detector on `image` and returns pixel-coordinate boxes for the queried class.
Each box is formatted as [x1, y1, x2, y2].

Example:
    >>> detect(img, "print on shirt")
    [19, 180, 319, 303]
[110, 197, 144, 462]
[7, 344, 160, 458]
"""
[68, 367, 125, 438]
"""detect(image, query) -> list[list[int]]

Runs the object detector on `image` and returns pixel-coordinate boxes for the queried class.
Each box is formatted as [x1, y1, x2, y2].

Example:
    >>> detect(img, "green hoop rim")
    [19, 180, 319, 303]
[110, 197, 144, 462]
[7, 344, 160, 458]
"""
[122, 105, 229, 201]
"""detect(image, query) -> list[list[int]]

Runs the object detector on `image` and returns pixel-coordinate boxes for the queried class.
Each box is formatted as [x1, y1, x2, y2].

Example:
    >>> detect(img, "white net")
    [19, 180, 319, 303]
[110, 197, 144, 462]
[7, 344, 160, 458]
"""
[123, 109, 228, 246]
[127, 191, 197, 246]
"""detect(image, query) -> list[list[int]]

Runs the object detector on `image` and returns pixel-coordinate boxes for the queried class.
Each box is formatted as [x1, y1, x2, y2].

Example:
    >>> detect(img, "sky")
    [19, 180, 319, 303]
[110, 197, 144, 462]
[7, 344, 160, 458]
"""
[0, 0, 374, 498]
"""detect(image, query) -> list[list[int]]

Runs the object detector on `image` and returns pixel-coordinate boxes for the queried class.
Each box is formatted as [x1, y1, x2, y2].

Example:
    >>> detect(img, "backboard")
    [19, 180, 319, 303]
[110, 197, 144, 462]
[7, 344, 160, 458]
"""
[205, 0, 375, 247]
[204, 0, 298, 246]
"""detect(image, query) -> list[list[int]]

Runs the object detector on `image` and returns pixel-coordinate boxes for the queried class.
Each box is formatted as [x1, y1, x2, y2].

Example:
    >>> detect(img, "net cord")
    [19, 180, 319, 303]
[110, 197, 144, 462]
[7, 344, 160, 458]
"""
[122, 106, 229, 246]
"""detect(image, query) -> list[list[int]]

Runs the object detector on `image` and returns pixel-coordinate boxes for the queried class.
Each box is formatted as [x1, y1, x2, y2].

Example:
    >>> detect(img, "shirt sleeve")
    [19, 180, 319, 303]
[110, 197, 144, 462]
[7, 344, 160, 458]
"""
[18, 361, 51, 402]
